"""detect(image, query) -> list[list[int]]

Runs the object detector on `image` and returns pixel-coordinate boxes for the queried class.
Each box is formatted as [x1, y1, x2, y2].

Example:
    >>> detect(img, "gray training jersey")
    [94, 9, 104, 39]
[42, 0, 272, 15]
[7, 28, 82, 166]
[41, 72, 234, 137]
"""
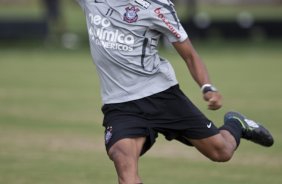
[77, 0, 188, 104]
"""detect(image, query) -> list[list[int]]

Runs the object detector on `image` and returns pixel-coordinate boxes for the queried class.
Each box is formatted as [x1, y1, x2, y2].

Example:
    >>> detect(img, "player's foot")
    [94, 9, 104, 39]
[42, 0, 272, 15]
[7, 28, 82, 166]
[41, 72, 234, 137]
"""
[224, 111, 274, 147]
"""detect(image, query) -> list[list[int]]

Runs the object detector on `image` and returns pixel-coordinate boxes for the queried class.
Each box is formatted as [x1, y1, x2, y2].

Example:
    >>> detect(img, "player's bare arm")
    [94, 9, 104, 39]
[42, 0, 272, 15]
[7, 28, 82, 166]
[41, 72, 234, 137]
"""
[173, 38, 222, 110]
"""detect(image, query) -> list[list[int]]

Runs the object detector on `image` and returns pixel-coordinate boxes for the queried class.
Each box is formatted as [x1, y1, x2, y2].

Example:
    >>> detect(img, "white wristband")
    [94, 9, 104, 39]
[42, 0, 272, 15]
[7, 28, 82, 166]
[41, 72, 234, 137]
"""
[201, 84, 212, 92]
[201, 84, 217, 94]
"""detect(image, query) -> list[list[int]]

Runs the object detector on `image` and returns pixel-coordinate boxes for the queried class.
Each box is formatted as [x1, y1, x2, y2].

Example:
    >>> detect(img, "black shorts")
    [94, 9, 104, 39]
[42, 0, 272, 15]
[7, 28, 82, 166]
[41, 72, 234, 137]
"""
[102, 85, 219, 155]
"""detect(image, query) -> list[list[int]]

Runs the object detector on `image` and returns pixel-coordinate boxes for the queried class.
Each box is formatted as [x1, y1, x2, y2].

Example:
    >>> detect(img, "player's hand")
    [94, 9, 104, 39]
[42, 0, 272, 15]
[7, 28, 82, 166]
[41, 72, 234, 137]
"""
[203, 91, 222, 110]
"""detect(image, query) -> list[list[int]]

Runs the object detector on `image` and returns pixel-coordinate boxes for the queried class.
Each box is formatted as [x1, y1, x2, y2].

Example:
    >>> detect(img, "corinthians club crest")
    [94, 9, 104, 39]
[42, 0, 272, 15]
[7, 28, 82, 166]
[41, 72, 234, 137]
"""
[124, 6, 140, 23]
[105, 126, 113, 145]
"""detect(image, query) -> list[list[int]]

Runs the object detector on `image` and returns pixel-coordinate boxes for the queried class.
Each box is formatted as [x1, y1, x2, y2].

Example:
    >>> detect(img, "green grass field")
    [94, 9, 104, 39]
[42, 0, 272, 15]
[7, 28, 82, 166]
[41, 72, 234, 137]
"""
[0, 40, 282, 184]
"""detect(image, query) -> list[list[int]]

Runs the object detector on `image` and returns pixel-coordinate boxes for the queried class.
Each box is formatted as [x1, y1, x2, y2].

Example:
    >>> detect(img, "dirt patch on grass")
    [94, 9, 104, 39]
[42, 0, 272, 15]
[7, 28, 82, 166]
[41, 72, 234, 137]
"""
[0, 130, 104, 153]
[1, 130, 281, 168]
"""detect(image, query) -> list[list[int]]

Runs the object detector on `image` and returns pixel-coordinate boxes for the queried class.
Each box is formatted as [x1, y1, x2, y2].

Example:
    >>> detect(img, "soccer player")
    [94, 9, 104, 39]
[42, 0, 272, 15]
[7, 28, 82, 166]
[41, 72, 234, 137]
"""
[76, 0, 274, 183]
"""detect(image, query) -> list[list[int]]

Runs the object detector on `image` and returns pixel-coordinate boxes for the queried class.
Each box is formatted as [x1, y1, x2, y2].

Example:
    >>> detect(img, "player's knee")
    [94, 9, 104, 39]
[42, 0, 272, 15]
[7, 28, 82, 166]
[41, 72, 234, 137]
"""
[208, 149, 232, 162]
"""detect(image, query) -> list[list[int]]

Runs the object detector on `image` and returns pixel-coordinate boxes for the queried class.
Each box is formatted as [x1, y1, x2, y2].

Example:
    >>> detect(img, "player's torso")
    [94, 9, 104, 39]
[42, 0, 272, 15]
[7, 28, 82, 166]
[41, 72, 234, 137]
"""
[78, 0, 181, 103]
[84, 0, 162, 72]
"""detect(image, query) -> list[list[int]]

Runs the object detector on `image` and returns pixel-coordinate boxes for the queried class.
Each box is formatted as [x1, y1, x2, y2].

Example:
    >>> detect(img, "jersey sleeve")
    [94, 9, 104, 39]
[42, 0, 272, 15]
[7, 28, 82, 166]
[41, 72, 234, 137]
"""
[151, 2, 188, 43]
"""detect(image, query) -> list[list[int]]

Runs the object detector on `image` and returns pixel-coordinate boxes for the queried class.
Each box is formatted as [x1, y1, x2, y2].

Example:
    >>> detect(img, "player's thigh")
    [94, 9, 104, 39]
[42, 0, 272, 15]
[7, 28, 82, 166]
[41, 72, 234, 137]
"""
[108, 137, 146, 161]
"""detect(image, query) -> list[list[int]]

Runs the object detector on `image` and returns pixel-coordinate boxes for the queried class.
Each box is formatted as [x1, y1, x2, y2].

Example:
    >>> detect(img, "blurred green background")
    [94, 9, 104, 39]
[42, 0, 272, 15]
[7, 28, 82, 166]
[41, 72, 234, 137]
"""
[0, 0, 282, 184]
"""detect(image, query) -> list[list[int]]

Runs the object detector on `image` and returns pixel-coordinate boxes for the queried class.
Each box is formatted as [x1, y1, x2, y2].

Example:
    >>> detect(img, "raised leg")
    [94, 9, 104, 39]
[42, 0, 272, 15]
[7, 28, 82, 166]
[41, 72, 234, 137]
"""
[189, 130, 237, 162]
